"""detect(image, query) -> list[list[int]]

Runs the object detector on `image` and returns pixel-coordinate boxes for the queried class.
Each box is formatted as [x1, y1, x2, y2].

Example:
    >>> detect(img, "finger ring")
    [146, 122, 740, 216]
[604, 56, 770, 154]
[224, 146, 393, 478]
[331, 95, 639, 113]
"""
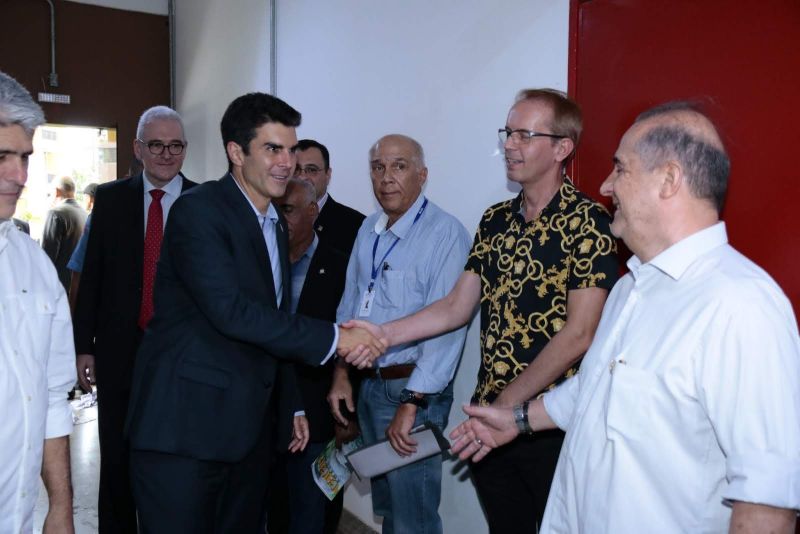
[474, 438, 483, 446]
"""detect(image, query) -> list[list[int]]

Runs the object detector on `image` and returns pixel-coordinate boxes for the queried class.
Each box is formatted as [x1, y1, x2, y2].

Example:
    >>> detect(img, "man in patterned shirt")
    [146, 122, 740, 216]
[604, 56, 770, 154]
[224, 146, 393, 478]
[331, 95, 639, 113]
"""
[344, 89, 618, 532]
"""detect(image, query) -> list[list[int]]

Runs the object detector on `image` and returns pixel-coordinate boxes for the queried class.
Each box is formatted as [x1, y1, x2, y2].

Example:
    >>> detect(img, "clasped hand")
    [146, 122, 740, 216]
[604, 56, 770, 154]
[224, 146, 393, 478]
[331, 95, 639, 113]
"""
[336, 320, 389, 368]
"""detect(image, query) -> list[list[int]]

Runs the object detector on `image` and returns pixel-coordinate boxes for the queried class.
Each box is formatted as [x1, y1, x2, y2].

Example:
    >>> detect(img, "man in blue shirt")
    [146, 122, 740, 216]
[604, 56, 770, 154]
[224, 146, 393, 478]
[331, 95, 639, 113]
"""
[330, 134, 471, 534]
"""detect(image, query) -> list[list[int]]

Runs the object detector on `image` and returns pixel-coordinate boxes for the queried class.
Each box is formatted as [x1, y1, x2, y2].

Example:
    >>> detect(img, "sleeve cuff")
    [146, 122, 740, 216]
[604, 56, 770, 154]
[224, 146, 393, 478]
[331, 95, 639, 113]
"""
[45, 400, 73, 439]
[723, 451, 800, 510]
[542, 379, 577, 432]
[320, 323, 339, 365]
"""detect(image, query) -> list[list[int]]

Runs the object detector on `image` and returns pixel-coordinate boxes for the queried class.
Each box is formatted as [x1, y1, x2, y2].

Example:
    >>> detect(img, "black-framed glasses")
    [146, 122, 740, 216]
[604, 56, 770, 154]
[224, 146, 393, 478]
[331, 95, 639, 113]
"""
[295, 164, 324, 178]
[137, 139, 186, 156]
[498, 127, 567, 144]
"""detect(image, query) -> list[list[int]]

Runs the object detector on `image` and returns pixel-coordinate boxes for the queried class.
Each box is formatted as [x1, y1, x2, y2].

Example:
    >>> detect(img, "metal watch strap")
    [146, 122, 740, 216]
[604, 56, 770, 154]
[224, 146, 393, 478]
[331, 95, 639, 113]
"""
[513, 401, 534, 435]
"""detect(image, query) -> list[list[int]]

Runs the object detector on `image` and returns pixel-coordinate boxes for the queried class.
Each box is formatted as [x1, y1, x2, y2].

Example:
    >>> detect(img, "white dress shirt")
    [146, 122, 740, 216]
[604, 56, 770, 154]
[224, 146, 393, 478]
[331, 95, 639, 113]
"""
[0, 220, 76, 533]
[142, 171, 183, 234]
[542, 222, 800, 533]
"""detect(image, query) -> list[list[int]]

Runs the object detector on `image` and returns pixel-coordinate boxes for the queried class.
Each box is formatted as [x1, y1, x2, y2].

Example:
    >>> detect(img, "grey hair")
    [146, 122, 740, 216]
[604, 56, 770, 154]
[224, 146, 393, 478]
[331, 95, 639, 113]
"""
[369, 134, 426, 167]
[136, 105, 186, 140]
[55, 176, 76, 195]
[635, 101, 730, 212]
[287, 177, 317, 205]
[0, 71, 45, 136]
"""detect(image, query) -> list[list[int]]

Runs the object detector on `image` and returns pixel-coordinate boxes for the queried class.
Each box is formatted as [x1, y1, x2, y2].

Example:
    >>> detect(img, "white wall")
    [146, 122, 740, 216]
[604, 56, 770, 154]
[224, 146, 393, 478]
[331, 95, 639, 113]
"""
[276, 2, 569, 532]
[175, 1, 570, 532]
[175, 0, 271, 182]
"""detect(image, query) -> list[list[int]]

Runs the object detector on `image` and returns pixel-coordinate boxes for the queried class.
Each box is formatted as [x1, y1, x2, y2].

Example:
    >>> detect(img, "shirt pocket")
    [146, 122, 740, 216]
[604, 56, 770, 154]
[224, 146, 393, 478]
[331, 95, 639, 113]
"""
[605, 362, 665, 443]
[377, 270, 424, 310]
[17, 292, 57, 364]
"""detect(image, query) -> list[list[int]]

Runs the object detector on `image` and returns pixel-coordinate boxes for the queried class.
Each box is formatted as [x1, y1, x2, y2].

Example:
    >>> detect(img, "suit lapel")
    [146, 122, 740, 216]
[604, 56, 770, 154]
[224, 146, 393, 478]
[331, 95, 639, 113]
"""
[296, 242, 326, 313]
[130, 174, 145, 278]
[218, 175, 278, 307]
[275, 209, 291, 311]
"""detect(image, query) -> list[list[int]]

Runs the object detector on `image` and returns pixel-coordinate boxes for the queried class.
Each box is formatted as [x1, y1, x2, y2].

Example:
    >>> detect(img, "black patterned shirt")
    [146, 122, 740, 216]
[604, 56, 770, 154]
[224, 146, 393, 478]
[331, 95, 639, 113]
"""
[465, 179, 619, 405]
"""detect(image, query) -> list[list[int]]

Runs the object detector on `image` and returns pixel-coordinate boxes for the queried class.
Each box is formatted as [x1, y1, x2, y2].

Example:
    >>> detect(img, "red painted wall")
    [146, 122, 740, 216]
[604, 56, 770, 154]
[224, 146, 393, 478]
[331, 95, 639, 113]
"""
[569, 0, 800, 317]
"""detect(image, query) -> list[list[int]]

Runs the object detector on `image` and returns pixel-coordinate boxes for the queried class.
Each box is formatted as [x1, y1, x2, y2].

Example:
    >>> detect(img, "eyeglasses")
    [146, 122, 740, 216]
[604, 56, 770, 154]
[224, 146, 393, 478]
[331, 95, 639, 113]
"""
[295, 164, 324, 178]
[498, 127, 567, 145]
[137, 139, 186, 156]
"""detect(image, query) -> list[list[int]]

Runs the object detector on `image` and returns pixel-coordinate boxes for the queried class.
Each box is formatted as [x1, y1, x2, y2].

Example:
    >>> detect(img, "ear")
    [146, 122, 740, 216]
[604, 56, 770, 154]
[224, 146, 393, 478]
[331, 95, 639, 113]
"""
[659, 160, 684, 200]
[226, 141, 245, 168]
[323, 167, 332, 188]
[308, 200, 319, 219]
[418, 166, 429, 186]
[555, 138, 575, 163]
[133, 138, 142, 161]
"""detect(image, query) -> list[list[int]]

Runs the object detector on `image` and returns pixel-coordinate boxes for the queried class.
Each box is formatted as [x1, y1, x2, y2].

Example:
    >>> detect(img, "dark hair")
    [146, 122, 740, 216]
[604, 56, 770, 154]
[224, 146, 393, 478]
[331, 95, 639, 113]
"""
[515, 88, 582, 165]
[635, 101, 730, 211]
[220, 93, 301, 169]
[296, 139, 330, 169]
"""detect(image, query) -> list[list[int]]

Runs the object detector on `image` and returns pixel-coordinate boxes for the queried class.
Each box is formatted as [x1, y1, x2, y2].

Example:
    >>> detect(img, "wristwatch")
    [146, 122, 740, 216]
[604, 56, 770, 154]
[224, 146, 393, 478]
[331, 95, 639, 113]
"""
[399, 388, 428, 408]
[513, 401, 534, 435]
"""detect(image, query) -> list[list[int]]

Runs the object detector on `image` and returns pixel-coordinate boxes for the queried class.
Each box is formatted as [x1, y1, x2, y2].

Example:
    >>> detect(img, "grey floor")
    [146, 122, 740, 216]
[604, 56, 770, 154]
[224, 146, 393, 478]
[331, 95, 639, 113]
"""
[33, 401, 100, 533]
[31, 401, 375, 534]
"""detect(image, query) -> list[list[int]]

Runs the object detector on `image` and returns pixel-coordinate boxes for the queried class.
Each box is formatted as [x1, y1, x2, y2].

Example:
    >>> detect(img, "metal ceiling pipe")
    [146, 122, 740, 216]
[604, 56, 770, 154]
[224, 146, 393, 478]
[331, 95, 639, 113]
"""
[44, 0, 58, 87]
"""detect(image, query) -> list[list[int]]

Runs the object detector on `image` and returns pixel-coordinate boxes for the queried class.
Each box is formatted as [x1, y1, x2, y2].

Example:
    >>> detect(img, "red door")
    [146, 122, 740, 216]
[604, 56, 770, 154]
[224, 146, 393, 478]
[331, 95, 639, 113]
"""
[569, 0, 800, 318]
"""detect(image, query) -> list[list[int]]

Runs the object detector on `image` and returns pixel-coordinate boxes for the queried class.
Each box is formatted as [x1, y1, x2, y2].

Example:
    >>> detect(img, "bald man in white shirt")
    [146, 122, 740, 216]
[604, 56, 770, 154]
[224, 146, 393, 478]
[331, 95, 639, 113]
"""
[450, 102, 800, 534]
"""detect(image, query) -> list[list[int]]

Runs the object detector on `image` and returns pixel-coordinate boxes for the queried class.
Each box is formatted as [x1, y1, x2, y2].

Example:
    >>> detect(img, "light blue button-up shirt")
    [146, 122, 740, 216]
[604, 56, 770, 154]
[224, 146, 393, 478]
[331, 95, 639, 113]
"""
[337, 194, 471, 393]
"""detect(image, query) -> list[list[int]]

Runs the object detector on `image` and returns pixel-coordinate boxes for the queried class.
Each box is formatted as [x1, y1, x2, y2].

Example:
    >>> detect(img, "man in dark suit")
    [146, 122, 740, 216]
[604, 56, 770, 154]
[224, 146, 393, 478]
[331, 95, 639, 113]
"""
[125, 92, 384, 534]
[295, 139, 364, 255]
[268, 178, 351, 534]
[73, 105, 195, 534]
[42, 175, 87, 291]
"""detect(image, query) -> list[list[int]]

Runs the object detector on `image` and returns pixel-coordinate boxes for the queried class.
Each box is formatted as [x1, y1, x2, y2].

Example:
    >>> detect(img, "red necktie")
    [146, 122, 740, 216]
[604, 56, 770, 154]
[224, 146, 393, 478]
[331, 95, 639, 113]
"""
[138, 189, 165, 329]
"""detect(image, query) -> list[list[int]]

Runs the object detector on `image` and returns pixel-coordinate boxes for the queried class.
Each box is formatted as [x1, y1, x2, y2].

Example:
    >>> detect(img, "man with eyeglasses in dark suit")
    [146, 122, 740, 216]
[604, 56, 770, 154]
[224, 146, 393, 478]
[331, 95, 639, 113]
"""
[73, 105, 196, 534]
[294, 139, 364, 256]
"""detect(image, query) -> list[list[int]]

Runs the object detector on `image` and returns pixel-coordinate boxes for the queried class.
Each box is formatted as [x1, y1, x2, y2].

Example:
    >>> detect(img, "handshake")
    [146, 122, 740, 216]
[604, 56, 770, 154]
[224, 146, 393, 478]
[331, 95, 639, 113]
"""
[335, 320, 389, 368]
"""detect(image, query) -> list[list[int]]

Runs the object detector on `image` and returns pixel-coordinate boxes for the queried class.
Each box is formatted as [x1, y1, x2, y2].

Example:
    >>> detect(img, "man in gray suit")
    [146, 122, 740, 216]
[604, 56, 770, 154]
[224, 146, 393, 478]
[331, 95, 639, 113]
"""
[42, 175, 87, 291]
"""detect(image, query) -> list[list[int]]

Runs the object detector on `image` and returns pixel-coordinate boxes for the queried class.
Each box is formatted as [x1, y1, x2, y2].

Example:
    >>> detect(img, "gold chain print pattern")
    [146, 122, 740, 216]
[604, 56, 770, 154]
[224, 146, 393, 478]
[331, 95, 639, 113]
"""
[466, 180, 618, 405]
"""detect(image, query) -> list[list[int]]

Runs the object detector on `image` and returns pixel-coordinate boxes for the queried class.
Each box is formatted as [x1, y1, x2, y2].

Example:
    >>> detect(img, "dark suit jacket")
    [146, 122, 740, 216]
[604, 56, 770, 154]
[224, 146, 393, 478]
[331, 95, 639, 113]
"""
[285, 240, 349, 443]
[42, 198, 87, 291]
[314, 195, 364, 257]
[125, 174, 336, 463]
[73, 173, 196, 390]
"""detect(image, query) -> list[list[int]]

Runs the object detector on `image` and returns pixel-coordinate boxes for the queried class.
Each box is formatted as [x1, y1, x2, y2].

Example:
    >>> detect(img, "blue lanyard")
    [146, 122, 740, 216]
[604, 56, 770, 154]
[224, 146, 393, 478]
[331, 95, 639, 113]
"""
[368, 198, 428, 292]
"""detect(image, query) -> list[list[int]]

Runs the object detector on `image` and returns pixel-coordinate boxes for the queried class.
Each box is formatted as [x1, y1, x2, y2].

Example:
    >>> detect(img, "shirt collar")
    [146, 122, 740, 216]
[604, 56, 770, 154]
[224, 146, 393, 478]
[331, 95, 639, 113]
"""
[0, 219, 13, 253]
[513, 177, 574, 217]
[143, 171, 183, 198]
[374, 193, 425, 239]
[317, 192, 329, 212]
[294, 233, 319, 265]
[627, 222, 728, 280]
[230, 172, 279, 221]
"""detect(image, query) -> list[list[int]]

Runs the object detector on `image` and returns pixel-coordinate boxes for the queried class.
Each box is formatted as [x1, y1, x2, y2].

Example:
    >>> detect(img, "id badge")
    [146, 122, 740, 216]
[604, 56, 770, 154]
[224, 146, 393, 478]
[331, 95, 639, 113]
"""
[358, 288, 375, 317]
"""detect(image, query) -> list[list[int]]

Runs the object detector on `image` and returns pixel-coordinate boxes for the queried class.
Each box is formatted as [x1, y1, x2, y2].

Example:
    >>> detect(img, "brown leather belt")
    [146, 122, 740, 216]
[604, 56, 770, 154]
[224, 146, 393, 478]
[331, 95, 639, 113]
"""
[357, 363, 416, 380]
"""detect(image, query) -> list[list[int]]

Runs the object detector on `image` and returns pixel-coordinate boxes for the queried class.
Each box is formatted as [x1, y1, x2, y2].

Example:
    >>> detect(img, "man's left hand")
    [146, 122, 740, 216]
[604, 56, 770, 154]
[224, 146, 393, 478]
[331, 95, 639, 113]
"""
[386, 404, 418, 457]
[288, 415, 310, 453]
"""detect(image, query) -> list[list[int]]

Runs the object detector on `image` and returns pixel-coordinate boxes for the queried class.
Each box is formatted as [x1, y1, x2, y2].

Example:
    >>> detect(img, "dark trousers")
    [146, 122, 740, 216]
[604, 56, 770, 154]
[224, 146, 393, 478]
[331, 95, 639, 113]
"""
[130, 427, 272, 534]
[470, 429, 564, 534]
[96, 385, 137, 534]
[267, 441, 344, 534]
